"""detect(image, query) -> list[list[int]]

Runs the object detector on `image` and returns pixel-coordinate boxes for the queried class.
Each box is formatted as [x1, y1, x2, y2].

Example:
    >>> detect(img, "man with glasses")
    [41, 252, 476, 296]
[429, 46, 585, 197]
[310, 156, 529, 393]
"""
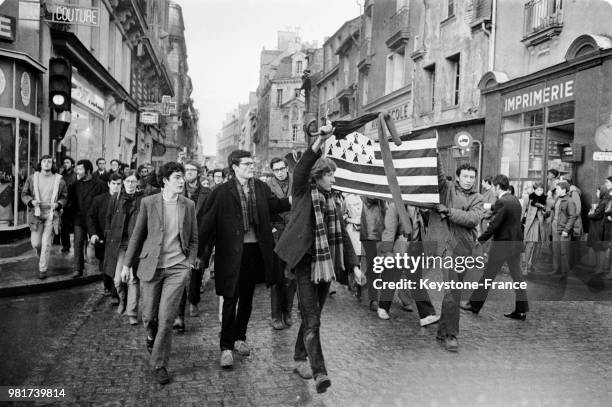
[199, 150, 291, 368]
[267, 157, 296, 330]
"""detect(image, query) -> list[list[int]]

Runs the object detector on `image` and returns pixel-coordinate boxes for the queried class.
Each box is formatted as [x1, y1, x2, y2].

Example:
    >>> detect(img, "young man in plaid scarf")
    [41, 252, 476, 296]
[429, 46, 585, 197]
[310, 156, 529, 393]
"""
[275, 129, 358, 394]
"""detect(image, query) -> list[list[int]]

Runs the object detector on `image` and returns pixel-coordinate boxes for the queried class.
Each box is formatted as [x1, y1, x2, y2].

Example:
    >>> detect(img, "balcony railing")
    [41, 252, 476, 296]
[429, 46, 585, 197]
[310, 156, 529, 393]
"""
[386, 6, 410, 49]
[523, 0, 563, 40]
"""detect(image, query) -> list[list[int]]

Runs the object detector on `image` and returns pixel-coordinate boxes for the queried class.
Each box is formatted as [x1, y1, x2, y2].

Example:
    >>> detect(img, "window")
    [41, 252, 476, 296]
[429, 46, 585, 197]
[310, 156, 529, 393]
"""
[424, 64, 436, 112]
[447, 0, 455, 18]
[385, 49, 405, 94]
[343, 57, 350, 86]
[276, 89, 283, 107]
[292, 125, 299, 142]
[361, 74, 369, 106]
[447, 54, 460, 106]
[296, 60, 303, 74]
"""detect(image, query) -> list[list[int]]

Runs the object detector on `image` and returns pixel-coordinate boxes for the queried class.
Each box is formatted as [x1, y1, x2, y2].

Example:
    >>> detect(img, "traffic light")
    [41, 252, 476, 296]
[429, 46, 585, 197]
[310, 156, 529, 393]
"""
[49, 57, 71, 112]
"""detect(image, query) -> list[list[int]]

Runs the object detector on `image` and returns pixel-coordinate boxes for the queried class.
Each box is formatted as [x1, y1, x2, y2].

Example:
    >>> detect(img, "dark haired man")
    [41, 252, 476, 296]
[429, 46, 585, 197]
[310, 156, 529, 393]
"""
[211, 168, 224, 188]
[424, 159, 484, 352]
[199, 150, 290, 368]
[68, 159, 107, 278]
[121, 162, 198, 385]
[60, 156, 77, 252]
[549, 180, 578, 280]
[109, 159, 120, 175]
[267, 157, 296, 330]
[93, 158, 109, 183]
[480, 176, 497, 256]
[21, 155, 68, 279]
[461, 174, 529, 320]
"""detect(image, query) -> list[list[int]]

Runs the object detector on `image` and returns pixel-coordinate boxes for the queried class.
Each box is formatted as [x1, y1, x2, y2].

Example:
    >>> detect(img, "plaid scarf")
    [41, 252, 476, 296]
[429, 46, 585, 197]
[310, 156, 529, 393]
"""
[235, 178, 257, 231]
[311, 183, 344, 283]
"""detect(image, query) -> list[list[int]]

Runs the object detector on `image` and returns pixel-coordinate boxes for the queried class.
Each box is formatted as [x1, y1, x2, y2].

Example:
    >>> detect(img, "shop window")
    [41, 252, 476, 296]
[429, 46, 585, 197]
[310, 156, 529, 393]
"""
[501, 129, 544, 197]
[524, 109, 544, 126]
[0, 118, 16, 226]
[502, 114, 522, 132]
[547, 101, 575, 123]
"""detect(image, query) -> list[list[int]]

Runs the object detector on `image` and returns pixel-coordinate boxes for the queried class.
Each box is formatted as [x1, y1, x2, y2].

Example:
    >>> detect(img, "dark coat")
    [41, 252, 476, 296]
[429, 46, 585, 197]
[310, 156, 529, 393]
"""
[186, 183, 212, 261]
[67, 176, 108, 227]
[274, 148, 359, 284]
[587, 194, 612, 251]
[86, 192, 112, 260]
[198, 178, 291, 297]
[478, 192, 524, 256]
[92, 170, 109, 184]
[103, 191, 144, 277]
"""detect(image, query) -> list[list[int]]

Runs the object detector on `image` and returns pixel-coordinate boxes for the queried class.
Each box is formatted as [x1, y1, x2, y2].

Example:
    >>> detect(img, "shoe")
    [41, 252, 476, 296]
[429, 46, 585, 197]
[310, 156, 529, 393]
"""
[128, 316, 139, 326]
[283, 315, 293, 327]
[110, 297, 120, 306]
[220, 350, 233, 368]
[39, 271, 47, 280]
[234, 340, 250, 356]
[401, 303, 413, 312]
[459, 302, 480, 314]
[444, 335, 458, 352]
[293, 360, 313, 379]
[369, 300, 378, 312]
[189, 304, 199, 317]
[172, 317, 185, 333]
[154, 367, 170, 385]
[314, 374, 331, 393]
[146, 337, 155, 354]
[377, 308, 390, 320]
[504, 312, 526, 321]
[419, 314, 440, 327]
[72, 271, 83, 279]
[271, 319, 285, 330]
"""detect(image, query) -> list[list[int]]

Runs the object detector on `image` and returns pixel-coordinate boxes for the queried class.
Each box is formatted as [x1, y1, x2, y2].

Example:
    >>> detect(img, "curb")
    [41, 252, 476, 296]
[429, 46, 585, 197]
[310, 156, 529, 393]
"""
[0, 274, 102, 297]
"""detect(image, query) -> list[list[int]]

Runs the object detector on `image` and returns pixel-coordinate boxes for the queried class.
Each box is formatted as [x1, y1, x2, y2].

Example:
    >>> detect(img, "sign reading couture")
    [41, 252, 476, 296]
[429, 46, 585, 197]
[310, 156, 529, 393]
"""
[503, 75, 575, 115]
[45, 2, 100, 27]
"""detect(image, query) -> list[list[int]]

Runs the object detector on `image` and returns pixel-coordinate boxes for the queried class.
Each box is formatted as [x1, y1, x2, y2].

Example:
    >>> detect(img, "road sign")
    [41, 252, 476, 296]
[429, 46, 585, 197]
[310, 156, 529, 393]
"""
[454, 131, 473, 148]
[593, 151, 612, 161]
[161, 95, 177, 116]
[45, 2, 100, 27]
[140, 112, 159, 125]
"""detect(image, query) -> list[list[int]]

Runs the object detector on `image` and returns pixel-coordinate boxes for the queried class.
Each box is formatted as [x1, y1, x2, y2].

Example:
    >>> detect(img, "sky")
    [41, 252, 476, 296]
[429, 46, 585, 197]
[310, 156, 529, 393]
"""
[181, 0, 362, 156]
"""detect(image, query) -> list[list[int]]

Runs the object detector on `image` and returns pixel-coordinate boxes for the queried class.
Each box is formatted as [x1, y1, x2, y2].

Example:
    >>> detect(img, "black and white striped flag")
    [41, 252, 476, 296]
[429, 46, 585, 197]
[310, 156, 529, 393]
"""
[324, 131, 440, 206]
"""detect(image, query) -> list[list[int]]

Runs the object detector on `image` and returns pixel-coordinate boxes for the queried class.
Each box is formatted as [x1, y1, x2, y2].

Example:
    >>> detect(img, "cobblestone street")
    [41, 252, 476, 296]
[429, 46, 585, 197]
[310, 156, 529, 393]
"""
[8, 272, 612, 407]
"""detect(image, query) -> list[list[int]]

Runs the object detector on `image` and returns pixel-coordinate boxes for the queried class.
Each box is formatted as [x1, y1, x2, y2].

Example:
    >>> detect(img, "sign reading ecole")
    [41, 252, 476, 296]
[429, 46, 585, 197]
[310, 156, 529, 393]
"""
[503, 75, 575, 115]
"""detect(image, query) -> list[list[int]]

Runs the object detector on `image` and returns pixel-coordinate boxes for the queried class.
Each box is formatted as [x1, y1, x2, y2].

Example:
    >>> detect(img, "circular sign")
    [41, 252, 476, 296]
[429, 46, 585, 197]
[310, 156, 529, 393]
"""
[0, 68, 5, 96]
[595, 123, 612, 151]
[20, 72, 31, 107]
[454, 131, 473, 148]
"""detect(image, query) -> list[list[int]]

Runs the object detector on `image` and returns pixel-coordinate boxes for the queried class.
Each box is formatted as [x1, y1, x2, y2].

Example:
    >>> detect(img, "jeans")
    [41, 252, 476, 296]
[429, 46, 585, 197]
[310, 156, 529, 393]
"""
[60, 212, 72, 250]
[468, 244, 529, 314]
[270, 256, 296, 321]
[220, 243, 262, 350]
[141, 263, 189, 369]
[30, 211, 56, 272]
[178, 266, 204, 318]
[113, 249, 140, 317]
[73, 224, 88, 273]
[293, 254, 330, 378]
[361, 241, 380, 302]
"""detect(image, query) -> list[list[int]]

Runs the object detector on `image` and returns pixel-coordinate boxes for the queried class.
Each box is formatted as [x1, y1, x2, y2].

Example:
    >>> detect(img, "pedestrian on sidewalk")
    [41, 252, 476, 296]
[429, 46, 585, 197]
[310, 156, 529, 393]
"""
[21, 155, 67, 279]
[423, 157, 484, 353]
[174, 161, 212, 332]
[461, 174, 529, 320]
[522, 182, 548, 275]
[67, 159, 107, 278]
[92, 157, 109, 183]
[59, 156, 76, 252]
[198, 150, 290, 369]
[360, 196, 385, 312]
[267, 157, 296, 330]
[275, 129, 358, 394]
[550, 181, 578, 280]
[105, 170, 144, 326]
[587, 181, 612, 278]
[87, 173, 122, 303]
[121, 162, 198, 385]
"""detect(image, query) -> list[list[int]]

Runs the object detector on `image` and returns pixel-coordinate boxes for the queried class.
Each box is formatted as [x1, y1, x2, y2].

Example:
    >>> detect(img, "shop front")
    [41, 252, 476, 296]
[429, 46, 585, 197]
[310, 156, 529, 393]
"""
[0, 51, 44, 231]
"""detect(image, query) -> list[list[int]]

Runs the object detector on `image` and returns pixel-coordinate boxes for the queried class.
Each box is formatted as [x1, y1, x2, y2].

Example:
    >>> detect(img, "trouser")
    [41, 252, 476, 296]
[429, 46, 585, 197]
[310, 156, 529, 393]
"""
[437, 264, 466, 338]
[141, 263, 189, 369]
[523, 241, 541, 270]
[30, 213, 55, 272]
[361, 241, 380, 302]
[271, 256, 296, 321]
[95, 245, 118, 298]
[294, 254, 330, 378]
[552, 232, 571, 276]
[60, 213, 72, 250]
[178, 266, 204, 318]
[73, 224, 88, 273]
[113, 249, 140, 317]
[220, 243, 262, 351]
[468, 246, 529, 313]
[594, 249, 609, 274]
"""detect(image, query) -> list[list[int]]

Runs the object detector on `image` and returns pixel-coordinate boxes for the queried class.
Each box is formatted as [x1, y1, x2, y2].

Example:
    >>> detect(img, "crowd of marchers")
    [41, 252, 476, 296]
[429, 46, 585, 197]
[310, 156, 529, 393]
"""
[20, 131, 612, 392]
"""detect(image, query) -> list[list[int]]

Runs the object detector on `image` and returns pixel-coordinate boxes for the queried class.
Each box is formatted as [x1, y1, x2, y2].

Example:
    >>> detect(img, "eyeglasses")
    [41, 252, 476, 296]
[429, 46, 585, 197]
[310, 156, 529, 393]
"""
[272, 167, 288, 172]
[124, 180, 138, 184]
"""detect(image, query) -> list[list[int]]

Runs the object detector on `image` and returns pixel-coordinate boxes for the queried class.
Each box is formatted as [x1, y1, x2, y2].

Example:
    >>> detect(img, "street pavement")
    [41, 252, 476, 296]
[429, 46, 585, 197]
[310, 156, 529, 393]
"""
[3, 267, 611, 407]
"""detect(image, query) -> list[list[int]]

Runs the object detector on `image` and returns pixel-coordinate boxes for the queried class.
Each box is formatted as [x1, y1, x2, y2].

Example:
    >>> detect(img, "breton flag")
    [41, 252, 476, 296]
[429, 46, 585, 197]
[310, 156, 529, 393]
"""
[324, 131, 440, 206]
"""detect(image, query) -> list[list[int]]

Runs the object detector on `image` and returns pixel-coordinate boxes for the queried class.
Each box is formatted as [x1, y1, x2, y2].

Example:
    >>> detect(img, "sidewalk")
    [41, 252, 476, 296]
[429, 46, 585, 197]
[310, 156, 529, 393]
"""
[0, 243, 101, 297]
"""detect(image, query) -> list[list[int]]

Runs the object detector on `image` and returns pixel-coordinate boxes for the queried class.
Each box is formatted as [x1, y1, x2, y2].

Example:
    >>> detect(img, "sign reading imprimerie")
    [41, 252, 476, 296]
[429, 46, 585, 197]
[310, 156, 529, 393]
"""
[46, 2, 100, 27]
[503, 75, 575, 115]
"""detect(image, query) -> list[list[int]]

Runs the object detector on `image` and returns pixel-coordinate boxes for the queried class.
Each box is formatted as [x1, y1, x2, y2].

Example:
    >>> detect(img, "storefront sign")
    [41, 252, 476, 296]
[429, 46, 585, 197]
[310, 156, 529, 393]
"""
[0, 14, 15, 42]
[503, 76, 575, 115]
[140, 111, 159, 125]
[71, 77, 104, 115]
[364, 101, 411, 138]
[20, 72, 31, 107]
[46, 2, 100, 27]
[593, 151, 612, 161]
